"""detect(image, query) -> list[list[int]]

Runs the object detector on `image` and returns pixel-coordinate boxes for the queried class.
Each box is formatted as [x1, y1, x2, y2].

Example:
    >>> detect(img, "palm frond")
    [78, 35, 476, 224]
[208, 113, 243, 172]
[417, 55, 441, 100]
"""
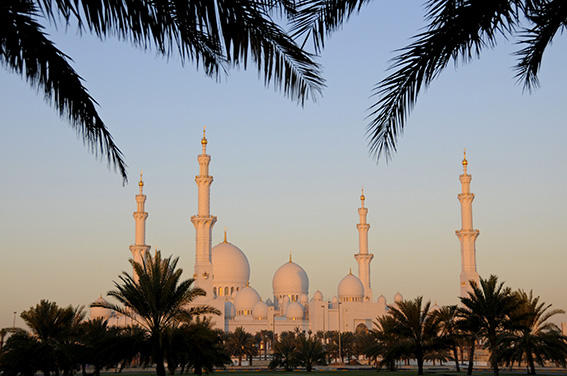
[1, 0, 127, 182]
[515, 0, 567, 91]
[367, 0, 521, 161]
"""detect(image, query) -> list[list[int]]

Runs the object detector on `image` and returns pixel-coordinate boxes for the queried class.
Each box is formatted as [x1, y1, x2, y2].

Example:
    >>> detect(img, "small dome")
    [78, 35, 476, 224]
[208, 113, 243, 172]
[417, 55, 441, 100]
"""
[235, 286, 260, 311]
[313, 290, 323, 301]
[212, 242, 250, 286]
[394, 292, 403, 303]
[225, 301, 236, 319]
[377, 295, 387, 305]
[272, 260, 309, 296]
[286, 302, 304, 320]
[265, 298, 274, 306]
[90, 295, 109, 320]
[338, 273, 364, 300]
[252, 301, 268, 320]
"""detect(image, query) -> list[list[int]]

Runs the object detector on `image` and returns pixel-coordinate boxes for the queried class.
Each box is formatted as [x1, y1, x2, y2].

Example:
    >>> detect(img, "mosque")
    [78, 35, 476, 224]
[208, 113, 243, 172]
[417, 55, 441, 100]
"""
[90, 129, 480, 334]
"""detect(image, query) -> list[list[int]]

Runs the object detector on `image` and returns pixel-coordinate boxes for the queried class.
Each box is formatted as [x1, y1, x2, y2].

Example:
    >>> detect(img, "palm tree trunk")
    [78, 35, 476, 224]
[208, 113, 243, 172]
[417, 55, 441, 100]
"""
[452, 345, 460, 372]
[467, 339, 475, 376]
[417, 356, 424, 375]
[526, 352, 536, 375]
[238, 355, 242, 366]
[152, 335, 166, 376]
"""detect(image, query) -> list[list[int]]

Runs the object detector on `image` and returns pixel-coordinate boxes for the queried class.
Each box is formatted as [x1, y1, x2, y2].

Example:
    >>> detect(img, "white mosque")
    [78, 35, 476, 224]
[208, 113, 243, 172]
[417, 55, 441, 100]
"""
[91, 130, 480, 334]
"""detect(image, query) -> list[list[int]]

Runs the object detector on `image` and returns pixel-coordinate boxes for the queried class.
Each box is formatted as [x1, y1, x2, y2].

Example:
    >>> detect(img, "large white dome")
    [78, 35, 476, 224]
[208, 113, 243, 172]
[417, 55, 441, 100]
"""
[212, 242, 250, 285]
[272, 260, 309, 296]
[337, 272, 364, 302]
[234, 286, 261, 312]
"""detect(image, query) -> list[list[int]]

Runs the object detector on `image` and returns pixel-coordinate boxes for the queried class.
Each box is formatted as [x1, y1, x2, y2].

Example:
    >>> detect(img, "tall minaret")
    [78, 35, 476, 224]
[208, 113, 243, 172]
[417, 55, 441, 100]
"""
[354, 189, 374, 301]
[456, 150, 480, 298]
[129, 172, 151, 279]
[190, 127, 217, 296]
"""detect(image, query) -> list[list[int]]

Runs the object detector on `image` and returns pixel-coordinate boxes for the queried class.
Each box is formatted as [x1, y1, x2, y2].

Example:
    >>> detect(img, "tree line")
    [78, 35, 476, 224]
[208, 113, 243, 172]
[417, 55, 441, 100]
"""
[1, 251, 566, 376]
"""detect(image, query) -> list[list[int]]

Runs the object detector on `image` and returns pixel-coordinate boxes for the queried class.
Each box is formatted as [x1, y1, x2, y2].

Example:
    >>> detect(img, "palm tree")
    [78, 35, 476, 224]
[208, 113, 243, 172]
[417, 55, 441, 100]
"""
[225, 327, 256, 366]
[460, 275, 518, 376]
[456, 309, 482, 376]
[385, 297, 447, 375]
[369, 315, 401, 371]
[433, 305, 461, 372]
[292, 0, 567, 160]
[91, 250, 219, 376]
[256, 329, 273, 360]
[1, 0, 324, 182]
[270, 331, 299, 371]
[294, 331, 327, 371]
[19, 300, 85, 376]
[501, 290, 567, 375]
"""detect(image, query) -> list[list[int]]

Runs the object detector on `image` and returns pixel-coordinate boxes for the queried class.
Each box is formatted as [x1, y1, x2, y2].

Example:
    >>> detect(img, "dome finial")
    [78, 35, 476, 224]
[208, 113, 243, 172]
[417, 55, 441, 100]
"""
[201, 126, 208, 152]
[462, 148, 468, 170]
[138, 170, 144, 192]
[360, 187, 365, 206]
[223, 227, 228, 243]
[349, 267, 352, 275]
[289, 250, 292, 263]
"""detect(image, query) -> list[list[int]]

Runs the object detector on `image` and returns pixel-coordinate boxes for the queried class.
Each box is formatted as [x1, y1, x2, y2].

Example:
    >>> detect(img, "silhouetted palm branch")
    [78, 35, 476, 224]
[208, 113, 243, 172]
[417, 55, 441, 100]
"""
[368, 0, 523, 160]
[2, 0, 324, 183]
[290, 0, 370, 52]
[515, 0, 567, 91]
[1, 0, 128, 180]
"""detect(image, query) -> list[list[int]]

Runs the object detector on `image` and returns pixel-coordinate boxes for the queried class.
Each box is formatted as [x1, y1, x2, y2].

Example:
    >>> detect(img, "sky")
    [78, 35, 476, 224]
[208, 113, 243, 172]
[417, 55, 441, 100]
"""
[1, 2, 566, 329]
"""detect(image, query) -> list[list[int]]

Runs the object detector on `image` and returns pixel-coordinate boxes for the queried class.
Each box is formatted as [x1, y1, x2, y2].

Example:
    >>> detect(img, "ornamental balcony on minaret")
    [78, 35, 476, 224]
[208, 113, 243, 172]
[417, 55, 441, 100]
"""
[129, 171, 151, 282]
[190, 127, 217, 296]
[456, 150, 480, 298]
[354, 189, 374, 301]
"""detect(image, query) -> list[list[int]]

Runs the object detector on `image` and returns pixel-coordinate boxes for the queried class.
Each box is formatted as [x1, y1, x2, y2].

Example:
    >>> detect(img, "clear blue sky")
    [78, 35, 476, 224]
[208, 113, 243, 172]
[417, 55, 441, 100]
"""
[1, 2, 566, 329]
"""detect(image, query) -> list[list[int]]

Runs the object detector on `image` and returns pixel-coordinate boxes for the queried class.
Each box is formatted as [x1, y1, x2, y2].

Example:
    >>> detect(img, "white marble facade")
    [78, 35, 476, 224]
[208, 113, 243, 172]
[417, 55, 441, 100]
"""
[92, 131, 483, 335]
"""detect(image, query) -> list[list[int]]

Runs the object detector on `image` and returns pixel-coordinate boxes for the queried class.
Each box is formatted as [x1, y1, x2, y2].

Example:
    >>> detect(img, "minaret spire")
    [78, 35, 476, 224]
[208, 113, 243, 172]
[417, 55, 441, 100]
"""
[191, 127, 217, 295]
[354, 188, 374, 301]
[456, 150, 480, 298]
[129, 171, 151, 280]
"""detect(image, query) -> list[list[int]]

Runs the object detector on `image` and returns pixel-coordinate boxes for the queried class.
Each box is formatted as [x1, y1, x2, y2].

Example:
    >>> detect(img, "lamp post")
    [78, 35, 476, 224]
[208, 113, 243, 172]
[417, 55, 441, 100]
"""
[338, 302, 342, 365]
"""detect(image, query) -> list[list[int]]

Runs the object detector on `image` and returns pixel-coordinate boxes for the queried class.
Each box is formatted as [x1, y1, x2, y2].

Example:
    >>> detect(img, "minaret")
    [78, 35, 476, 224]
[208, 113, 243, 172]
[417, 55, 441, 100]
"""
[190, 127, 217, 296]
[354, 189, 374, 301]
[456, 150, 480, 298]
[129, 172, 151, 279]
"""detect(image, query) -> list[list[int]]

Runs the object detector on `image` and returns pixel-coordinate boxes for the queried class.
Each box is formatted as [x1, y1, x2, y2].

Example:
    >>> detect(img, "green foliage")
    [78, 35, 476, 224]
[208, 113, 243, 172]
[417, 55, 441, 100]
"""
[0, 330, 45, 376]
[226, 327, 257, 366]
[459, 275, 518, 376]
[270, 331, 300, 371]
[294, 331, 326, 371]
[500, 290, 567, 374]
[91, 250, 219, 376]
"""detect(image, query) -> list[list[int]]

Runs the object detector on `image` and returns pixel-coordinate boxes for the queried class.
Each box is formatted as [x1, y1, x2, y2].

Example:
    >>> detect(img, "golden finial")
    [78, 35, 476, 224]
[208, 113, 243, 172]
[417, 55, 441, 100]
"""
[224, 227, 227, 243]
[462, 148, 468, 167]
[201, 126, 208, 145]
[289, 251, 292, 263]
[360, 187, 365, 202]
[246, 281, 250, 287]
[349, 267, 352, 275]
[138, 170, 144, 187]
